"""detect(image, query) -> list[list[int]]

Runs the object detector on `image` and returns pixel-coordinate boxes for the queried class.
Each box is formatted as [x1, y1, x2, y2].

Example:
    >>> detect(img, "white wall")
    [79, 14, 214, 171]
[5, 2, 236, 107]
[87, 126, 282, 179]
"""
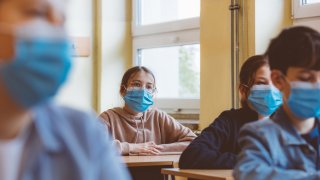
[56, 0, 94, 111]
[255, 0, 292, 54]
[292, 0, 320, 32]
[99, 0, 132, 113]
[294, 17, 320, 32]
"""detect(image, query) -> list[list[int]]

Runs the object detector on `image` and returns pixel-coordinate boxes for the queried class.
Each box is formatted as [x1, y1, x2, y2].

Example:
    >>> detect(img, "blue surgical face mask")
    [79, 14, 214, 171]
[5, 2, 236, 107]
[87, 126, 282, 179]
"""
[287, 81, 320, 120]
[123, 88, 154, 112]
[0, 21, 71, 108]
[248, 84, 283, 116]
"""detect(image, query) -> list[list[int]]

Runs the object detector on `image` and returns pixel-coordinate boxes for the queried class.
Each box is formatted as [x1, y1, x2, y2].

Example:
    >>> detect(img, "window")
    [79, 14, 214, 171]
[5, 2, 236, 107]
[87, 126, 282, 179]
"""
[138, 0, 200, 25]
[293, 0, 320, 19]
[133, 0, 200, 112]
[139, 44, 200, 99]
[303, 0, 320, 5]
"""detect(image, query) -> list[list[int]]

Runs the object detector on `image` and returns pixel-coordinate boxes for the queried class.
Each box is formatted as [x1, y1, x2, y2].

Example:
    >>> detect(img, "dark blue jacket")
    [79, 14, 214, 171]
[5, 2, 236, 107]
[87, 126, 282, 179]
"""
[179, 107, 258, 169]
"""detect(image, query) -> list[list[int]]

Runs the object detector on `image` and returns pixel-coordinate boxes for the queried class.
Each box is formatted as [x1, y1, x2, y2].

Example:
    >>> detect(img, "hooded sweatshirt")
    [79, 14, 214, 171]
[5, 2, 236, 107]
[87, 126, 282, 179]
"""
[99, 107, 196, 155]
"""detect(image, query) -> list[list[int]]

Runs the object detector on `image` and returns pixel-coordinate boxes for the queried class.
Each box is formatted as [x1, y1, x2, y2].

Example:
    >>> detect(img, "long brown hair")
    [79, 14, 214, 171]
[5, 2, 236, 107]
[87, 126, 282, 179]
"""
[239, 55, 268, 107]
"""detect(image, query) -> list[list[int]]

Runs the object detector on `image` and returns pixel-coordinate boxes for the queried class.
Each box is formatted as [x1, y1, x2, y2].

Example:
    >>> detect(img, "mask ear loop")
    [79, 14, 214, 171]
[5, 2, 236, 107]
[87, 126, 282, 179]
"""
[240, 84, 249, 89]
[239, 84, 251, 108]
[121, 85, 130, 99]
[240, 84, 250, 96]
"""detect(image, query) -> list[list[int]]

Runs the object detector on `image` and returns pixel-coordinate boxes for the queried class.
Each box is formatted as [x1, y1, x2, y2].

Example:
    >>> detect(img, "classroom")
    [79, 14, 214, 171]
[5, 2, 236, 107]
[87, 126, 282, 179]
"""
[0, 0, 320, 180]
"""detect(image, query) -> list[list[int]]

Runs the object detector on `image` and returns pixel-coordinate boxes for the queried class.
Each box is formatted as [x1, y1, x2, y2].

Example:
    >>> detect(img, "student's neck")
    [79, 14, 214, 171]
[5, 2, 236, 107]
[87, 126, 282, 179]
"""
[0, 87, 32, 140]
[258, 114, 268, 120]
[283, 104, 315, 134]
[123, 105, 142, 116]
[0, 113, 31, 140]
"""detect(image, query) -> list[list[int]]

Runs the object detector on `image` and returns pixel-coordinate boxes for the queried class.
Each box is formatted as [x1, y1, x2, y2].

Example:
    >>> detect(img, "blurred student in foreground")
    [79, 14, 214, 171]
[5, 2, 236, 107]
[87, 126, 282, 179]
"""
[0, 0, 130, 179]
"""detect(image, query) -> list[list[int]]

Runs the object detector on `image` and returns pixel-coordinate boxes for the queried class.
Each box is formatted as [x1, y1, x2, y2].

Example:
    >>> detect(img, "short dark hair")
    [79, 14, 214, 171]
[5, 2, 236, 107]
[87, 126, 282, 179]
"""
[120, 66, 156, 95]
[265, 26, 320, 74]
[239, 55, 268, 107]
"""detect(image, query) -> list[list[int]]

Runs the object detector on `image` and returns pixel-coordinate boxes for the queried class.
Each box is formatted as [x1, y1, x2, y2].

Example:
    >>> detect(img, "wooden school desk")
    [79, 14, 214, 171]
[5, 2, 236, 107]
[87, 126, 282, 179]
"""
[122, 154, 180, 180]
[161, 168, 233, 180]
[123, 154, 180, 167]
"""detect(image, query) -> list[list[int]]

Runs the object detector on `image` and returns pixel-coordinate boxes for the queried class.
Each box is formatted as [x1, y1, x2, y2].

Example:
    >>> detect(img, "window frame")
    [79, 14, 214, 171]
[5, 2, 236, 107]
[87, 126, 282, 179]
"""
[132, 0, 200, 112]
[292, 0, 320, 19]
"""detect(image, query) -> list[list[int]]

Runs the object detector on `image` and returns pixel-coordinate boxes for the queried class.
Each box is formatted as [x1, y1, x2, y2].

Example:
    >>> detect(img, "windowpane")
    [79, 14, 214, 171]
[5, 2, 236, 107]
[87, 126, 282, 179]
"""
[304, 0, 320, 5]
[139, 0, 200, 25]
[139, 44, 200, 99]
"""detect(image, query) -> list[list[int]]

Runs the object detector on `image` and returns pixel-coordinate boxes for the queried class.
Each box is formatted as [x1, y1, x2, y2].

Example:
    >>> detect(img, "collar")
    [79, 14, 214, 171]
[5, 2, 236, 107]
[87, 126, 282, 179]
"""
[272, 106, 319, 146]
[302, 120, 319, 140]
[113, 107, 152, 123]
[30, 103, 63, 153]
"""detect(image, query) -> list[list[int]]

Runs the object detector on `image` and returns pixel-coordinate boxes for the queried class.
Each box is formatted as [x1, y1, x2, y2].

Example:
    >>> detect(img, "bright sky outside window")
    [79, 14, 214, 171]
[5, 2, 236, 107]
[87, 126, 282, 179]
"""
[139, 0, 200, 25]
[139, 44, 200, 99]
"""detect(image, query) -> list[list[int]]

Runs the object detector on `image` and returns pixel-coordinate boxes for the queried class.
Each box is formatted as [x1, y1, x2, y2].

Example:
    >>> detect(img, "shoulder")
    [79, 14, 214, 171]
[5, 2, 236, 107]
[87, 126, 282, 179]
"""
[208, 109, 240, 127]
[239, 118, 283, 142]
[40, 103, 97, 124]
[99, 107, 122, 121]
[210, 108, 258, 128]
[241, 118, 281, 133]
[219, 108, 238, 116]
[145, 107, 177, 125]
[216, 108, 252, 122]
[147, 107, 165, 114]
[35, 103, 107, 142]
[146, 107, 171, 119]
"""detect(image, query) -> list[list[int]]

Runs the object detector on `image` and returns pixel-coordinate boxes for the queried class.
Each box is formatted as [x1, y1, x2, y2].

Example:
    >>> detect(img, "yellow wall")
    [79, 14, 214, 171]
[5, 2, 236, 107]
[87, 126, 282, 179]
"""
[200, 0, 292, 129]
[200, 0, 232, 129]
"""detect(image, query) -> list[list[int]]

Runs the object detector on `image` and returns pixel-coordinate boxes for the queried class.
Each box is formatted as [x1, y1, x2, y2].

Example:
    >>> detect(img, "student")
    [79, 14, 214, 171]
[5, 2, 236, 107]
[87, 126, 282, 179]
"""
[233, 26, 320, 179]
[0, 0, 129, 179]
[179, 55, 282, 169]
[99, 66, 197, 155]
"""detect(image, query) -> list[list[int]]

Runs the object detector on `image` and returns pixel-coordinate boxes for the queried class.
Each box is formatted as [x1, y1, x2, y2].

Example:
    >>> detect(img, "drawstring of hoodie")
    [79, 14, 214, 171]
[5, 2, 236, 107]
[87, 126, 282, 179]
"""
[134, 119, 139, 144]
[133, 113, 146, 144]
[141, 115, 146, 143]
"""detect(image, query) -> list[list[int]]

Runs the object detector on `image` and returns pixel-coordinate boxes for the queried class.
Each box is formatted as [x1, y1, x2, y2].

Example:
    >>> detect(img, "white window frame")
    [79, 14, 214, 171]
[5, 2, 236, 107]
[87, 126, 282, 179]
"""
[292, 0, 320, 19]
[132, 0, 200, 112]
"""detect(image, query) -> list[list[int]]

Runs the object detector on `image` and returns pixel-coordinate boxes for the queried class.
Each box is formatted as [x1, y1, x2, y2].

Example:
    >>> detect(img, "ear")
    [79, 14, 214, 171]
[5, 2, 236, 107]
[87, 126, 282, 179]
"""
[120, 86, 126, 97]
[239, 84, 249, 100]
[0, 33, 14, 60]
[271, 70, 285, 91]
[239, 85, 246, 97]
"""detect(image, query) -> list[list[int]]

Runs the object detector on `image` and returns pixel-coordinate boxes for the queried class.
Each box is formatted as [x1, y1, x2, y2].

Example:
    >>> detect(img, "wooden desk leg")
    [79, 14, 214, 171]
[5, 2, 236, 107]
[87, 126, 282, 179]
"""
[163, 174, 175, 180]
[163, 174, 168, 180]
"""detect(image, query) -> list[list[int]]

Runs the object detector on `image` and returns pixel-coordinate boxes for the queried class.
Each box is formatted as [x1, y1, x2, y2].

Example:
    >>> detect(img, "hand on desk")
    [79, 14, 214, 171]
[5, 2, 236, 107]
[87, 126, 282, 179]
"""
[130, 141, 164, 155]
